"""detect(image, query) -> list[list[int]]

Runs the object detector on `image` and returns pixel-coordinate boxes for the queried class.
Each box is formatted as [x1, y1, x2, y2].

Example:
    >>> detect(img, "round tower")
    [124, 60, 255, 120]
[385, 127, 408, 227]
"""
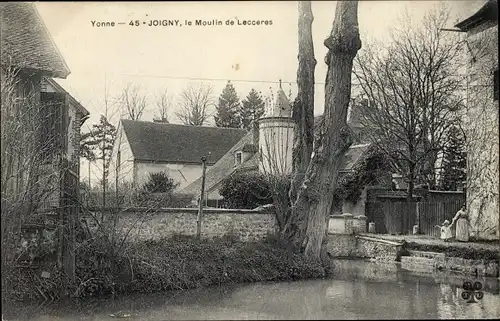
[258, 81, 295, 175]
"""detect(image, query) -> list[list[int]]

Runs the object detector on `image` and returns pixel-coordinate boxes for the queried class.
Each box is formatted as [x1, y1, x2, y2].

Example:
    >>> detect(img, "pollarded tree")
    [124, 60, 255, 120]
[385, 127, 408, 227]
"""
[283, 0, 362, 261]
[214, 81, 242, 128]
[240, 89, 266, 130]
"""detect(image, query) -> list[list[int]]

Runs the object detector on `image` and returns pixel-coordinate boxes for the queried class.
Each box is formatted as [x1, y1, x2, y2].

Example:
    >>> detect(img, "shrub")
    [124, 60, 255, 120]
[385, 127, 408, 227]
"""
[219, 172, 273, 209]
[142, 171, 179, 194]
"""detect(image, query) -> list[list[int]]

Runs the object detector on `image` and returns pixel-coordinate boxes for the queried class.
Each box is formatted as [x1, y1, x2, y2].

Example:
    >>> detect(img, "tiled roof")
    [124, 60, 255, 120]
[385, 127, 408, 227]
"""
[181, 131, 258, 196]
[121, 119, 247, 165]
[0, 3, 70, 78]
[182, 118, 371, 198]
[455, 0, 498, 31]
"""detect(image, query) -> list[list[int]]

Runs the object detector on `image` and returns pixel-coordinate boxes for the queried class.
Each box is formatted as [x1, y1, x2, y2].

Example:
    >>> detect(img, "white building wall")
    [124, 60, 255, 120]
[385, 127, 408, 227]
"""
[135, 162, 213, 190]
[110, 123, 135, 188]
[258, 117, 294, 175]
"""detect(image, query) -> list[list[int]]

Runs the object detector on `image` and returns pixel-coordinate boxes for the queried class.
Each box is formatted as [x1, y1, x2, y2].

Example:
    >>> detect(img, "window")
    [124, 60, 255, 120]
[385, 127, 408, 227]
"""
[494, 69, 499, 101]
[235, 152, 242, 166]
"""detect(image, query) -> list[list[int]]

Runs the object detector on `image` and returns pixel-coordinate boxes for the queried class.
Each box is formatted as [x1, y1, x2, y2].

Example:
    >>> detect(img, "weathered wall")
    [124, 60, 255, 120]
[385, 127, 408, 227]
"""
[465, 21, 499, 240]
[85, 208, 277, 242]
[327, 234, 403, 262]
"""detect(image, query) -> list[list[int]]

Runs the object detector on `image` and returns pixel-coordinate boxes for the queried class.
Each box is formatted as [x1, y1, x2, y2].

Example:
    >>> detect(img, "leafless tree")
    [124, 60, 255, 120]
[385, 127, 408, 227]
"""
[153, 88, 172, 123]
[175, 83, 215, 126]
[352, 6, 465, 202]
[119, 82, 147, 121]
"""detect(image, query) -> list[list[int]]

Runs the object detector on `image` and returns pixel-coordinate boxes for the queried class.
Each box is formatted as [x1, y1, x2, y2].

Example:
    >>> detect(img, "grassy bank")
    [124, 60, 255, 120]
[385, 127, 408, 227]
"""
[3, 234, 329, 302]
[404, 241, 500, 261]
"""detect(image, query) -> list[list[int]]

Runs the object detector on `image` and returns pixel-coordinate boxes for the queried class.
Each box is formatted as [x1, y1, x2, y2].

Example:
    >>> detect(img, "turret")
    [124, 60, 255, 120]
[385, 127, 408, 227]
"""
[258, 80, 295, 175]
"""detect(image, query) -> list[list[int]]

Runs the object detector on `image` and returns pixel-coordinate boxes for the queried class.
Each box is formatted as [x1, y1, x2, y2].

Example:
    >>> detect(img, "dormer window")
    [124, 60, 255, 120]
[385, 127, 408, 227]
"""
[235, 151, 243, 166]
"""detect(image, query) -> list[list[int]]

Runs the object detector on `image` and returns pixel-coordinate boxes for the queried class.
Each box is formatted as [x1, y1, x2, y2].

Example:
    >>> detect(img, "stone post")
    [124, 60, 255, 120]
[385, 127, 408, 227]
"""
[343, 213, 354, 234]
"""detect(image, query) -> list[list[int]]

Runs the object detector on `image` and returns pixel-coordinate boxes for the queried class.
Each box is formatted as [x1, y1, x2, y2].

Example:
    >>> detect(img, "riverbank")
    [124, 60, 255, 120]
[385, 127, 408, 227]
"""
[3, 259, 499, 320]
[2, 234, 328, 303]
[327, 233, 499, 277]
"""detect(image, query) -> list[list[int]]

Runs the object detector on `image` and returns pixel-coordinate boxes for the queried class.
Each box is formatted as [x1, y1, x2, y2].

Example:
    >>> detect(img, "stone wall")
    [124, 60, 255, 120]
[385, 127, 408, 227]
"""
[328, 214, 367, 234]
[327, 234, 403, 262]
[400, 250, 499, 278]
[85, 207, 277, 242]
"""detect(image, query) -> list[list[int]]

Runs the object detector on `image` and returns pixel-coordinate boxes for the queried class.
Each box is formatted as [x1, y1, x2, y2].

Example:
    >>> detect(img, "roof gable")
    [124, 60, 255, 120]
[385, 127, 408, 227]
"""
[121, 119, 247, 165]
[455, 0, 498, 31]
[1, 3, 70, 78]
[182, 132, 257, 195]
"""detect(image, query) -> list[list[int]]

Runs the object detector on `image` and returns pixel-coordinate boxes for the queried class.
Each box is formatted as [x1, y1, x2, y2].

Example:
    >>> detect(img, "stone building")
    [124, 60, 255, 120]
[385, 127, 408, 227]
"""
[455, 0, 499, 240]
[1, 2, 89, 211]
[109, 119, 247, 190]
[182, 83, 387, 209]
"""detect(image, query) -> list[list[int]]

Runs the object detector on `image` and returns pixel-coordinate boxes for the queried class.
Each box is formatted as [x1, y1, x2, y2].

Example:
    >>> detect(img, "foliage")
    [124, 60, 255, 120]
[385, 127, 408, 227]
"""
[219, 172, 274, 209]
[439, 125, 466, 191]
[141, 171, 179, 194]
[82, 115, 117, 186]
[214, 81, 242, 128]
[79, 131, 97, 162]
[241, 89, 266, 130]
[334, 148, 391, 204]
[175, 83, 215, 126]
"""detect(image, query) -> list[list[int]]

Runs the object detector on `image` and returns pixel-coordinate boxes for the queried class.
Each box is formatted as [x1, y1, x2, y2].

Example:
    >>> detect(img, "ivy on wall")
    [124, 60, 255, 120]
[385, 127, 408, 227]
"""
[333, 147, 392, 204]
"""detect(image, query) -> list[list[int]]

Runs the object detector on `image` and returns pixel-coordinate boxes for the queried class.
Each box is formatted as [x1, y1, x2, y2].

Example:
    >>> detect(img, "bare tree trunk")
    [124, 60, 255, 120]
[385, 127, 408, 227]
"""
[289, 1, 316, 204]
[284, 1, 361, 261]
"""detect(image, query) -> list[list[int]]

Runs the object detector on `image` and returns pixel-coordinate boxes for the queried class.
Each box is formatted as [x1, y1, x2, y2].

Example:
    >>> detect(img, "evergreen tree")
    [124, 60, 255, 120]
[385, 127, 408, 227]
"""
[439, 125, 466, 191]
[214, 81, 242, 128]
[241, 88, 266, 130]
[81, 115, 117, 204]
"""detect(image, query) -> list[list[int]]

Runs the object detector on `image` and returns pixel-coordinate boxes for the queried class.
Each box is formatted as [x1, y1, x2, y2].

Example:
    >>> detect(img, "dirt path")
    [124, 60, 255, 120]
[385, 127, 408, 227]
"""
[362, 233, 500, 253]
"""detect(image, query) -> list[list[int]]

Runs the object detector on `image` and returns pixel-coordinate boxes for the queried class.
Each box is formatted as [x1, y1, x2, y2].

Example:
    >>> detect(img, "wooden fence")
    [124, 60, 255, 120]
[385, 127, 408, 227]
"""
[365, 200, 464, 236]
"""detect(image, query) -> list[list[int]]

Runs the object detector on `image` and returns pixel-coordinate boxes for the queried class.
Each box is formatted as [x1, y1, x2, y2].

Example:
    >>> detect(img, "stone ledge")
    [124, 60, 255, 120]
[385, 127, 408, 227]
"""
[356, 235, 403, 247]
[86, 207, 270, 215]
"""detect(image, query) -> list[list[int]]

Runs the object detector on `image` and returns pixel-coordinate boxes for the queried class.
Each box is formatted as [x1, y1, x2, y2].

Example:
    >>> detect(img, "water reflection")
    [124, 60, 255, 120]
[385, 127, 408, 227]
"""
[4, 260, 499, 320]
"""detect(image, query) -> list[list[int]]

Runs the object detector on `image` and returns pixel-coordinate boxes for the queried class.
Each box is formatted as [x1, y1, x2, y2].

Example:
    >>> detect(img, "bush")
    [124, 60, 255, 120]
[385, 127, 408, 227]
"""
[142, 171, 179, 194]
[219, 172, 290, 209]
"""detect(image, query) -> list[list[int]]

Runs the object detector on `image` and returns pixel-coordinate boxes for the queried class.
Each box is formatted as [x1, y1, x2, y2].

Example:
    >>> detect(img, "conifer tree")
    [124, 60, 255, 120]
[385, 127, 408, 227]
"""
[214, 81, 242, 128]
[439, 125, 466, 191]
[241, 89, 266, 130]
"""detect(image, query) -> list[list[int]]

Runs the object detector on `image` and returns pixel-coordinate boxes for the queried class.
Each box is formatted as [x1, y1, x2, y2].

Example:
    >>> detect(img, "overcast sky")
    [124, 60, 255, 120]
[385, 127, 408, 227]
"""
[36, 0, 484, 129]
